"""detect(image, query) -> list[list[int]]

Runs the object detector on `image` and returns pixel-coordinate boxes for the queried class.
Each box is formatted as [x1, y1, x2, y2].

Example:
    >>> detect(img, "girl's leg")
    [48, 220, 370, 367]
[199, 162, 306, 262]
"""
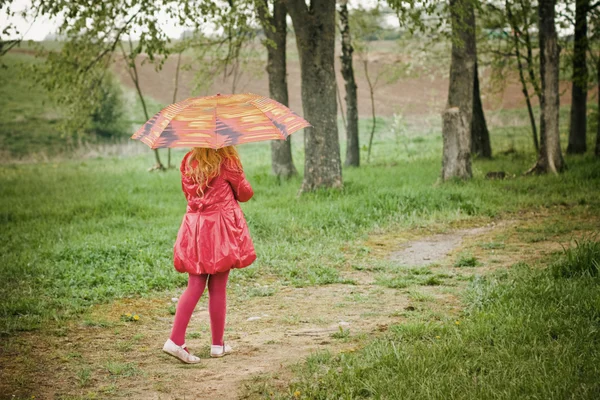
[169, 273, 208, 346]
[207, 270, 230, 346]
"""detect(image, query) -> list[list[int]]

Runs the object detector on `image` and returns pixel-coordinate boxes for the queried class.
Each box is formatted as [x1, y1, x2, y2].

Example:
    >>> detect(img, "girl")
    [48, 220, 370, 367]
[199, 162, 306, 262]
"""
[163, 146, 256, 364]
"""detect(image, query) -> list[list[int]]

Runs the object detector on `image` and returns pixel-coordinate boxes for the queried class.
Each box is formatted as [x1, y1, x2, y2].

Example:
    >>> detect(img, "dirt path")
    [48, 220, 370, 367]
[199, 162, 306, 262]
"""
[2, 211, 598, 400]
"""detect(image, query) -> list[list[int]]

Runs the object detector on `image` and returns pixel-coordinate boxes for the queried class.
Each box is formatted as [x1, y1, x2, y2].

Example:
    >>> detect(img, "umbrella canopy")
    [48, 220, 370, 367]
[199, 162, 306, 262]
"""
[131, 93, 310, 149]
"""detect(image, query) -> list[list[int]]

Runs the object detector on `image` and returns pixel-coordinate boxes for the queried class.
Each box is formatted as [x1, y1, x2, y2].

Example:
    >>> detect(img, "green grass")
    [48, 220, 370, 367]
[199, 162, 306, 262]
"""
[0, 52, 64, 158]
[1, 50, 599, 336]
[454, 253, 481, 267]
[1, 113, 600, 334]
[266, 241, 600, 400]
[551, 238, 600, 278]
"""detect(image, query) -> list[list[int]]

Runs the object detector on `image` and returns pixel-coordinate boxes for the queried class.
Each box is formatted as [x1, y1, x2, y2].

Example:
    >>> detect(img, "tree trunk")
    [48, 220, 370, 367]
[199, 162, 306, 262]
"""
[287, 0, 342, 191]
[596, 57, 600, 157]
[338, 0, 359, 167]
[471, 60, 492, 158]
[442, 0, 475, 180]
[443, 108, 472, 179]
[121, 41, 164, 171]
[364, 60, 377, 163]
[521, 0, 545, 149]
[169, 50, 183, 169]
[258, 0, 298, 178]
[527, 0, 564, 174]
[567, 0, 589, 154]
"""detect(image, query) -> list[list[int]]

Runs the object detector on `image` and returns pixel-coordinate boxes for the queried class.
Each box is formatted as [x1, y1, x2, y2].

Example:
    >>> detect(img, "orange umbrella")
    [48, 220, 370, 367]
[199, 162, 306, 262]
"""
[131, 93, 310, 149]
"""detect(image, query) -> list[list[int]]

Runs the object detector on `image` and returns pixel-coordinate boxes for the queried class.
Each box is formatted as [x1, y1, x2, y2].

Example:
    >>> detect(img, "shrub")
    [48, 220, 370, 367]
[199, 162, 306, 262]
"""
[551, 239, 600, 278]
[88, 75, 128, 138]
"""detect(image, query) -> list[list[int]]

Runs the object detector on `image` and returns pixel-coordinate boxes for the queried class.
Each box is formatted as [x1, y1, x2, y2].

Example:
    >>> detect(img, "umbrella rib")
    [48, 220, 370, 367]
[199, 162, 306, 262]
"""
[148, 98, 199, 149]
[213, 97, 218, 149]
[246, 100, 288, 140]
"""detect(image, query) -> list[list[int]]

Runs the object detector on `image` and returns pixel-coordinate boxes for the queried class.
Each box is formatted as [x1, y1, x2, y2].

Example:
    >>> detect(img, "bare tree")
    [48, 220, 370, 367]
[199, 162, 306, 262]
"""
[120, 39, 165, 171]
[441, 0, 475, 180]
[286, 0, 343, 191]
[169, 43, 185, 170]
[483, 0, 541, 151]
[256, 0, 298, 178]
[338, 0, 360, 167]
[527, 0, 564, 174]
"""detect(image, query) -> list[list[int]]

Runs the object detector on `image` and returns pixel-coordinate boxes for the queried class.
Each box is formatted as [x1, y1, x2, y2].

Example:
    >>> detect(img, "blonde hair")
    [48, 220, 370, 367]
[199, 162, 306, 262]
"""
[185, 146, 242, 193]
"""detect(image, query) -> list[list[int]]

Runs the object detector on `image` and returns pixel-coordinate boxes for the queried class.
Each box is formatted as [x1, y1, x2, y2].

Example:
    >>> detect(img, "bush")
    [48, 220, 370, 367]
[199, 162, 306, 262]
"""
[88, 75, 128, 138]
[551, 239, 600, 278]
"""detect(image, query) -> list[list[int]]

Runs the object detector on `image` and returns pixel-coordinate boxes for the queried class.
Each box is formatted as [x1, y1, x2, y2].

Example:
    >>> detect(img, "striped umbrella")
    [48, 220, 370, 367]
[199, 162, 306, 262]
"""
[131, 93, 310, 149]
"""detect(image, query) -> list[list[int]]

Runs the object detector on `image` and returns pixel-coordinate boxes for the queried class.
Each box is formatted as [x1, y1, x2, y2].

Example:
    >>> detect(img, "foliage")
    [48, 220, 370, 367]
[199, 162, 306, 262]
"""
[479, 1, 541, 97]
[0, 52, 134, 159]
[386, 0, 445, 35]
[31, 38, 126, 137]
[270, 244, 600, 399]
[88, 74, 128, 138]
[189, 29, 264, 95]
[0, 2, 24, 58]
[29, 0, 221, 138]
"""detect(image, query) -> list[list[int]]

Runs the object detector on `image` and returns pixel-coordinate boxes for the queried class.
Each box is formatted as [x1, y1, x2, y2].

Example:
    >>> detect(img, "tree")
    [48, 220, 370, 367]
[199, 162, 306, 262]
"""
[0, 3, 25, 59]
[527, 0, 564, 173]
[338, 0, 360, 167]
[32, 0, 218, 169]
[256, 0, 298, 178]
[168, 39, 187, 170]
[120, 39, 165, 170]
[349, 6, 401, 164]
[471, 60, 492, 158]
[441, 0, 476, 180]
[597, 55, 600, 157]
[567, 0, 589, 154]
[286, 0, 343, 191]
[482, 0, 541, 152]
[591, 6, 600, 157]
[387, 0, 488, 165]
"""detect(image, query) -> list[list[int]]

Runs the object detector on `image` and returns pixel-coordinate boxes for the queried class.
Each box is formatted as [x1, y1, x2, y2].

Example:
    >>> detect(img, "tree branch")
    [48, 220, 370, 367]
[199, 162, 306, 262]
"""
[82, 8, 141, 74]
[284, 0, 309, 22]
[256, 0, 275, 40]
[557, 10, 575, 26]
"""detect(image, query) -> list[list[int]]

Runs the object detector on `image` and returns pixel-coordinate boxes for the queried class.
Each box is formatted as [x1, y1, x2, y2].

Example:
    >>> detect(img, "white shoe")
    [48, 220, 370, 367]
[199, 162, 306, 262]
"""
[163, 339, 201, 364]
[210, 343, 232, 358]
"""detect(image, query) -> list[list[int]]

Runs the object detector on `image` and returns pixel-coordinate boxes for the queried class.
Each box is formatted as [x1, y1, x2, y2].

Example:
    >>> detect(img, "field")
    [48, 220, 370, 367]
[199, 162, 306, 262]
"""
[1, 45, 600, 399]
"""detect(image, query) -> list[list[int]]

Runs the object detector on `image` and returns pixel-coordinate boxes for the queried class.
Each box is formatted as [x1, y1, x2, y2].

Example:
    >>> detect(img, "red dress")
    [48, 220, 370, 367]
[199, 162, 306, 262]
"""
[173, 152, 256, 275]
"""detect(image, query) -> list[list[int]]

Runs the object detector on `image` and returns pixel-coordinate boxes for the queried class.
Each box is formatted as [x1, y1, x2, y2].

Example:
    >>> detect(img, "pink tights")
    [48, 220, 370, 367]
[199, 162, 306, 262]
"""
[169, 270, 229, 347]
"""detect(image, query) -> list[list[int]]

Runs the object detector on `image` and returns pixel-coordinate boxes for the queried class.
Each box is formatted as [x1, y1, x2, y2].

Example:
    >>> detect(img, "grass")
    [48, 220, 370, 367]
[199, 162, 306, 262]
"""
[1, 48, 600, 340]
[104, 361, 141, 377]
[551, 238, 600, 278]
[454, 253, 481, 267]
[264, 240, 600, 400]
[0, 52, 64, 158]
[1, 104, 600, 334]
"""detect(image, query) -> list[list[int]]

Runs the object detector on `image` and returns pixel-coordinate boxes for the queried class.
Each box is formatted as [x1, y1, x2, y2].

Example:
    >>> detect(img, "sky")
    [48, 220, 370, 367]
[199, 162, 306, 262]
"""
[1, 0, 384, 41]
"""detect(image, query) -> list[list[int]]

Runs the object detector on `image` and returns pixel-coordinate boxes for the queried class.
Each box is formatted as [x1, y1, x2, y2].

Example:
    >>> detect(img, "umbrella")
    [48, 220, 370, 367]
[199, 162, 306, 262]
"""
[131, 93, 310, 149]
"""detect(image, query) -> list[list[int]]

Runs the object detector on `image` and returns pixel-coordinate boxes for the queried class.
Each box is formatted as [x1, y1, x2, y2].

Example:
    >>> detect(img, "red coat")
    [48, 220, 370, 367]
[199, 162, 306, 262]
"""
[173, 152, 256, 275]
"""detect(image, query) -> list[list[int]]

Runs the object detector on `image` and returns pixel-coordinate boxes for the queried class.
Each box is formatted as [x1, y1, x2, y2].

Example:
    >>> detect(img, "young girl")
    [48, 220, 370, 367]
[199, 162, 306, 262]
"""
[163, 146, 256, 364]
